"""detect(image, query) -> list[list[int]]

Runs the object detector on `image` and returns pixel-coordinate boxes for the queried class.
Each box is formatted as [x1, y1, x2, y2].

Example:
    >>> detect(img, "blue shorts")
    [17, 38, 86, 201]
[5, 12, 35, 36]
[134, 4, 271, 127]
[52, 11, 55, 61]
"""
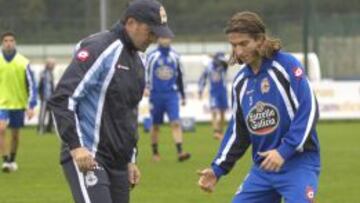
[210, 91, 228, 110]
[232, 166, 319, 203]
[150, 92, 179, 125]
[0, 109, 25, 128]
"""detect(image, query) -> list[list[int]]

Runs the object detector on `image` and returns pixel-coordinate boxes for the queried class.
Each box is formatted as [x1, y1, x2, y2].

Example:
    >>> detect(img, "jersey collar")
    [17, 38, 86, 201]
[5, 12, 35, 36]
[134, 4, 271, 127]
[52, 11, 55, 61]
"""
[245, 57, 273, 77]
[111, 23, 137, 53]
[2, 50, 17, 62]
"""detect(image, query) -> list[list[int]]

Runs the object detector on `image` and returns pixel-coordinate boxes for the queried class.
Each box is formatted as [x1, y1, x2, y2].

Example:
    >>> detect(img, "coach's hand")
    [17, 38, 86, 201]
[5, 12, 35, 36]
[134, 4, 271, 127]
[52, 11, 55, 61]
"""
[258, 149, 284, 172]
[26, 108, 35, 120]
[128, 163, 141, 189]
[197, 168, 217, 193]
[70, 147, 97, 172]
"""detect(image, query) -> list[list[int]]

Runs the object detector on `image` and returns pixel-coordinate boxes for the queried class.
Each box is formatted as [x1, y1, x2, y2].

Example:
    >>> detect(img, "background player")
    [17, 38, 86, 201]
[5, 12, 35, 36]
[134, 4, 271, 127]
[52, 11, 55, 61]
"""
[146, 37, 191, 162]
[38, 58, 56, 134]
[198, 52, 229, 140]
[0, 31, 37, 172]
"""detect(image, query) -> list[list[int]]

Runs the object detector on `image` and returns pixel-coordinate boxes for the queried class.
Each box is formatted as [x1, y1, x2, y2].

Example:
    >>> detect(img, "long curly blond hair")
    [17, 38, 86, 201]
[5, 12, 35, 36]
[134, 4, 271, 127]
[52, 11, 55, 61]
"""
[225, 11, 281, 65]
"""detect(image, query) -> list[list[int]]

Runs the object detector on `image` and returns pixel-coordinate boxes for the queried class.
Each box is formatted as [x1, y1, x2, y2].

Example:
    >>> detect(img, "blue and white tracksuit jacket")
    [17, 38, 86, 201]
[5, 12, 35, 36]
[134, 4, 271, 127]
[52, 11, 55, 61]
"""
[49, 23, 145, 169]
[211, 51, 320, 178]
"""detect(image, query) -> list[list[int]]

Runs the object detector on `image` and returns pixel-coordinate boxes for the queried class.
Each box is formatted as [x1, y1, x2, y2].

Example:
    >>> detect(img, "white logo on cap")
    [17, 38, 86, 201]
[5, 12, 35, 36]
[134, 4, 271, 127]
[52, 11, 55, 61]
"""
[159, 6, 167, 24]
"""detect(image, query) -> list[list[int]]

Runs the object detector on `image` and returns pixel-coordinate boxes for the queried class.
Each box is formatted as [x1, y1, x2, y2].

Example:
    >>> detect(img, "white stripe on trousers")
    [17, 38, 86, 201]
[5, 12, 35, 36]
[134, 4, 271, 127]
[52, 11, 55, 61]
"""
[73, 160, 91, 203]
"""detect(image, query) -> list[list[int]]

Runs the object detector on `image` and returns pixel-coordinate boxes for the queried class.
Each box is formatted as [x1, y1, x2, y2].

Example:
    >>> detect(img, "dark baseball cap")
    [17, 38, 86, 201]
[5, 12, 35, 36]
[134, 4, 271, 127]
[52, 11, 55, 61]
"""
[123, 0, 174, 38]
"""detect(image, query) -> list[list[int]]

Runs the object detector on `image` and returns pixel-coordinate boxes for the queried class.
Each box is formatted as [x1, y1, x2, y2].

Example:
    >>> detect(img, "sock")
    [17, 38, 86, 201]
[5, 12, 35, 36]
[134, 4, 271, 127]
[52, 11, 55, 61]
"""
[152, 143, 159, 155]
[2, 155, 8, 163]
[9, 153, 16, 162]
[176, 143, 183, 154]
[214, 129, 222, 133]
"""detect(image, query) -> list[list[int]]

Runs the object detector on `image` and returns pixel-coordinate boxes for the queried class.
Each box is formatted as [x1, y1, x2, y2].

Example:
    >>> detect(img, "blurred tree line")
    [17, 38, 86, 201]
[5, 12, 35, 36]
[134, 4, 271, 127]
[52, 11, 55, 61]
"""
[0, 0, 358, 44]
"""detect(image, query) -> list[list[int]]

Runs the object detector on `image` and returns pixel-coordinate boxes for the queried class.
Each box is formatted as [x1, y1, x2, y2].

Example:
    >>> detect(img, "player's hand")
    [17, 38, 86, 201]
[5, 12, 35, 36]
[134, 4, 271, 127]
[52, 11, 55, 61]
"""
[258, 149, 284, 172]
[143, 88, 150, 97]
[70, 147, 97, 172]
[26, 108, 35, 120]
[197, 168, 218, 193]
[128, 163, 141, 189]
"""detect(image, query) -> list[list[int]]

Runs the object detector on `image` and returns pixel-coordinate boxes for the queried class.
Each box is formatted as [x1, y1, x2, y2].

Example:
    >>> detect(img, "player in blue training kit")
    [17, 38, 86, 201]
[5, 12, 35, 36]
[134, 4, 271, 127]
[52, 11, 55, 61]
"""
[198, 11, 320, 203]
[146, 37, 190, 162]
[198, 52, 229, 140]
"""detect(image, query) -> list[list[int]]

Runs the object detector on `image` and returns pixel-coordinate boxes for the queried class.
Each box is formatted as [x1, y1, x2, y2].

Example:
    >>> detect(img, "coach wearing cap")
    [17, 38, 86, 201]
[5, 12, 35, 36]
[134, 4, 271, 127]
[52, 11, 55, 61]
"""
[48, 0, 173, 202]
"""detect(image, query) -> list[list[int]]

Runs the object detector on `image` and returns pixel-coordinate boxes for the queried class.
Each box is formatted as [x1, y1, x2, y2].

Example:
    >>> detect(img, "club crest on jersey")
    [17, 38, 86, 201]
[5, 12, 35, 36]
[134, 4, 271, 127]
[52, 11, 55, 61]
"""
[246, 102, 280, 136]
[159, 6, 168, 24]
[85, 171, 98, 187]
[76, 49, 90, 62]
[306, 186, 315, 202]
[260, 77, 270, 94]
[293, 67, 303, 79]
[156, 66, 174, 80]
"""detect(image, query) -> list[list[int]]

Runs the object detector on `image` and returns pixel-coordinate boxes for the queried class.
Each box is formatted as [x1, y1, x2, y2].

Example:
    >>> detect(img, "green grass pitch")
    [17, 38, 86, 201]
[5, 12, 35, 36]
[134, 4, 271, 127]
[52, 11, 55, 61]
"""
[0, 122, 359, 202]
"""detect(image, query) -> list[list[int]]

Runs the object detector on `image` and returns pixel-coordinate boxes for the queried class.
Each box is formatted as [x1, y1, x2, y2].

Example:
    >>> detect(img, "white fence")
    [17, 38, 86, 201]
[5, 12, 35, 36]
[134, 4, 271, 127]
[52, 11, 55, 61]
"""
[25, 52, 360, 125]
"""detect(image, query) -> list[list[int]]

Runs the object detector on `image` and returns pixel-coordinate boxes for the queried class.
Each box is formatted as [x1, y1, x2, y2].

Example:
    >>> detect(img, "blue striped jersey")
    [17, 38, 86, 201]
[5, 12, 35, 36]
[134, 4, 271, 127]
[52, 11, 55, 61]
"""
[211, 51, 320, 178]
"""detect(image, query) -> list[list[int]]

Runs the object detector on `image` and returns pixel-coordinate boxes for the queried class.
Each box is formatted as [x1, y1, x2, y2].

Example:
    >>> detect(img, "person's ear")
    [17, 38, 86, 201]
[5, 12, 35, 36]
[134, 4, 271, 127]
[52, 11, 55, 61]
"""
[125, 17, 134, 26]
[256, 34, 267, 56]
[125, 17, 139, 31]
[256, 34, 265, 43]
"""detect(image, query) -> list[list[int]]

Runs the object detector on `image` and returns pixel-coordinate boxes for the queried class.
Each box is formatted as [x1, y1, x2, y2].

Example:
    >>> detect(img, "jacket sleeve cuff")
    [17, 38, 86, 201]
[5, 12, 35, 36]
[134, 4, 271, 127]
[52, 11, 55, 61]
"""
[211, 164, 226, 180]
[28, 101, 37, 109]
[68, 142, 81, 150]
[131, 147, 137, 164]
[277, 142, 296, 161]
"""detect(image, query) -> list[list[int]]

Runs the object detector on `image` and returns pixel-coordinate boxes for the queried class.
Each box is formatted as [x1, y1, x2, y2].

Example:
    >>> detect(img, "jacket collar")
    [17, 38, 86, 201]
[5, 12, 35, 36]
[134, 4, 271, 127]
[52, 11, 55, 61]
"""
[111, 23, 137, 52]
